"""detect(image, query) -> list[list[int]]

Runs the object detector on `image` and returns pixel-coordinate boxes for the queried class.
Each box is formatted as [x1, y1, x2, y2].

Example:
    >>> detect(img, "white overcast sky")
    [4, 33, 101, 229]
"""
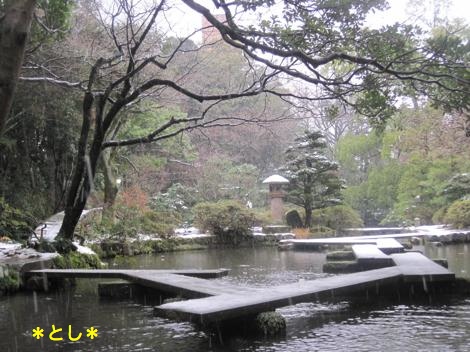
[165, 0, 470, 40]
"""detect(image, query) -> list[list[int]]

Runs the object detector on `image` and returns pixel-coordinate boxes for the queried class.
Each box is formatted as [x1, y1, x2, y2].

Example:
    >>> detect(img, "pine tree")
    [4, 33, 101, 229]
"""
[283, 131, 343, 227]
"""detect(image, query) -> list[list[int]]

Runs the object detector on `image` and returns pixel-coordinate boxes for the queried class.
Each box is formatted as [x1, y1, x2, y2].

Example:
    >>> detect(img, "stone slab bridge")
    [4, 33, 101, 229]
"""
[24, 239, 455, 334]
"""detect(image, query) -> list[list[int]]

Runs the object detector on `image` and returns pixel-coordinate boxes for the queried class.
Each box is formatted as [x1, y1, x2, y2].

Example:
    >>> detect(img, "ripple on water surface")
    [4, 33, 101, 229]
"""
[241, 299, 470, 352]
[3, 247, 470, 352]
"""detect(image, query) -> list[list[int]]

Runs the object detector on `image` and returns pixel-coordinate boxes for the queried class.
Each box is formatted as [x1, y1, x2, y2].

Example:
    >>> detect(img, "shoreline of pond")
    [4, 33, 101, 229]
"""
[0, 232, 294, 296]
[92, 232, 294, 258]
[2, 225, 470, 297]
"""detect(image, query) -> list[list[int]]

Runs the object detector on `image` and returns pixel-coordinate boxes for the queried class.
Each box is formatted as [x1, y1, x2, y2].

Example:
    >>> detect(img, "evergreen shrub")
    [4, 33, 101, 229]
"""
[193, 200, 255, 244]
[445, 200, 470, 229]
[311, 205, 364, 231]
[432, 207, 448, 225]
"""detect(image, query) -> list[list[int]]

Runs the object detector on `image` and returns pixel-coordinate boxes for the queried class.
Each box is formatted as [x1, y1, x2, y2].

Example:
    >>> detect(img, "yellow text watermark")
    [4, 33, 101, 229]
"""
[32, 325, 98, 341]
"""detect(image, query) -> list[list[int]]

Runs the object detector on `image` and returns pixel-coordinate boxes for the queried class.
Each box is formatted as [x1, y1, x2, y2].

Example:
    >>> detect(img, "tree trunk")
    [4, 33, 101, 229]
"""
[57, 92, 104, 241]
[0, 0, 36, 135]
[304, 207, 313, 228]
[304, 179, 313, 228]
[102, 149, 118, 222]
[58, 136, 104, 241]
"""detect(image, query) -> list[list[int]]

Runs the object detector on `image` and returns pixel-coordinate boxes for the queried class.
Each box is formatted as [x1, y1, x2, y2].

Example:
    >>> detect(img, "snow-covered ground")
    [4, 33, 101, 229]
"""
[282, 225, 470, 246]
[0, 209, 101, 266]
[0, 240, 58, 265]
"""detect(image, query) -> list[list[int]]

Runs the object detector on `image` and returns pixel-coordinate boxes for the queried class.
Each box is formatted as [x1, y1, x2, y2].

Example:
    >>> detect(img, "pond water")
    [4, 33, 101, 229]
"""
[1, 244, 470, 352]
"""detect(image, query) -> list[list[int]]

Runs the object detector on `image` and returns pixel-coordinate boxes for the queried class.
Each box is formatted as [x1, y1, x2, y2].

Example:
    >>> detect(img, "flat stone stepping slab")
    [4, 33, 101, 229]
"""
[376, 238, 404, 254]
[156, 251, 456, 325]
[283, 238, 376, 246]
[351, 244, 394, 267]
[26, 268, 230, 279]
[390, 252, 455, 283]
[24, 269, 244, 298]
[281, 233, 423, 249]
[126, 272, 259, 298]
[155, 267, 404, 324]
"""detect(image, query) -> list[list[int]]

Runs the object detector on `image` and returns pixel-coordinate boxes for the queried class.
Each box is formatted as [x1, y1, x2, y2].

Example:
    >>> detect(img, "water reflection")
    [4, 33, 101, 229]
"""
[1, 246, 470, 351]
[424, 243, 470, 279]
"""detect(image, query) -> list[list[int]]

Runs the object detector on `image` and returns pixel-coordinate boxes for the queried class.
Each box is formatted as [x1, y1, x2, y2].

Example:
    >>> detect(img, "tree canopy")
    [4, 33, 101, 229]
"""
[0, 0, 468, 246]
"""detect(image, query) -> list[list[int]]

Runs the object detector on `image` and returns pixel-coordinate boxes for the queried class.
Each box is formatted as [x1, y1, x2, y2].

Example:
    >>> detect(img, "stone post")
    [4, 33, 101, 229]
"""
[262, 175, 289, 223]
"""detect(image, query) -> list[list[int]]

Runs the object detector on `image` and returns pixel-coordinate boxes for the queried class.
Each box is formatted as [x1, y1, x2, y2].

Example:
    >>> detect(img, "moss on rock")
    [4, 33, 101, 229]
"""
[52, 251, 102, 269]
[254, 311, 286, 337]
[326, 251, 355, 261]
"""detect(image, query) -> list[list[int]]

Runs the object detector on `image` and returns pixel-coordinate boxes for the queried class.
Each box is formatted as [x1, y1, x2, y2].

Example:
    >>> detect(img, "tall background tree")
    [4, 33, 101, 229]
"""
[0, 0, 73, 136]
[0, 0, 468, 246]
[0, 0, 36, 135]
[283, 131, 343, 227]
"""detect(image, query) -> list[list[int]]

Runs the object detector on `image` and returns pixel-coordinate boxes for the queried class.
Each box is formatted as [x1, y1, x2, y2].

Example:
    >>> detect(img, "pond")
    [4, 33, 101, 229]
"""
[1, 244, 470, 352]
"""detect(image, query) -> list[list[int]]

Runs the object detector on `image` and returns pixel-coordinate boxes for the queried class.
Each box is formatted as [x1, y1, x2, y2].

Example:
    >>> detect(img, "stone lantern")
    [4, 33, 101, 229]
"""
[262, 174, 289, 222]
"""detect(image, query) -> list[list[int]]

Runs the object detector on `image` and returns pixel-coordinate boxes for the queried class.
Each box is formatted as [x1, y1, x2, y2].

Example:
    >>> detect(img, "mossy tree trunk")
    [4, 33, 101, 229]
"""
[0, 0, 36, 135]
[102, 149, 119, 223]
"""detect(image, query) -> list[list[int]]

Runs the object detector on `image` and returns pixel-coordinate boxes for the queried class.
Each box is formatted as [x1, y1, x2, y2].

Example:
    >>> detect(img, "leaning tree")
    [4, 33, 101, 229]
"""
[10, 0, 468, 247]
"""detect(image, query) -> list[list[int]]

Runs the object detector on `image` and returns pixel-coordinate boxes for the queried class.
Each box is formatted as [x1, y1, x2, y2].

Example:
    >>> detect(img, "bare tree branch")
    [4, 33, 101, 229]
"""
[18, 76, 86, 90]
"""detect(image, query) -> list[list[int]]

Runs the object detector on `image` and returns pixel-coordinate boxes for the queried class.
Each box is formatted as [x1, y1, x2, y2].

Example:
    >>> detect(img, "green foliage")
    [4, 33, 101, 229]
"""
[425, 23, 470, 114]
[0, 197, 35, 242]
[340, 123, 470, 226]
[52, 236, 77, 254]
[35, 239, 57, 253]
[388, 158, 464, 225]
[343, 162, 404, 225]
[2, 0, 466, 244]
[250, 208, 273, 226]
[41, 0, 73, 30]
[97, 236, 214, 258]
[31, 0, 74, 42]
[311, 205, 364, 231]
[0, 266, 20, 295]
[355, 83, 396, 128]
[140, 211, 182, 237]
[1, 83, 82, 220]
[97, 206, 180, 240]
[95, 186, 181, 240]
[196, 156, 263, 206]
[193, 200, 256, 244]
[445, 200, 470, 229]
[308, 226, 336, 238]
[432, 206, 448, 225]
[245, 0, 468, 117]
[151, 183, 198, 222]
[99, 205, 140, 240]
[338, 102, 470, 226]
[441, 173, 470, 203]
[336, 132, 383, 185]
[52, 252, 102, 269]
[119, 106, 187, 140]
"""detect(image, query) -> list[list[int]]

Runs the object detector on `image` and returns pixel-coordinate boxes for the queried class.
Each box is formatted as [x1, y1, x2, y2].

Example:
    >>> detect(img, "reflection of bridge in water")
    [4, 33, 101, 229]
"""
[24, 237, 455, 332]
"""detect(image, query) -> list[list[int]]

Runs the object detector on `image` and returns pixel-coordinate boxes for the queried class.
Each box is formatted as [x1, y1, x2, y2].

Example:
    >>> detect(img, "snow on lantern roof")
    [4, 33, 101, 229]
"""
[262, 174, 289, 184]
